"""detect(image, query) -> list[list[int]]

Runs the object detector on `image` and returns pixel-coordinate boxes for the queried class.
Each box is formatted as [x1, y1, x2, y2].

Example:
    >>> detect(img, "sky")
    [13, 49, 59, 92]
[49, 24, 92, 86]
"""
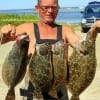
[0, 0, 100, 10]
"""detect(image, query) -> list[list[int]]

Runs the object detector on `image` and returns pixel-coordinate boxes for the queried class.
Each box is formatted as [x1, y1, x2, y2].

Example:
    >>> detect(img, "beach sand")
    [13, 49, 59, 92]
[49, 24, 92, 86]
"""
[0, 31, 100, 100]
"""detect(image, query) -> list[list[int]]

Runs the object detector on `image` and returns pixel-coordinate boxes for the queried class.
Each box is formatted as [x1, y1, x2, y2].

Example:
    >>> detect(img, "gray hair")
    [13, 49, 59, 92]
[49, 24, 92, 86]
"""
[37, 0, 58, 5]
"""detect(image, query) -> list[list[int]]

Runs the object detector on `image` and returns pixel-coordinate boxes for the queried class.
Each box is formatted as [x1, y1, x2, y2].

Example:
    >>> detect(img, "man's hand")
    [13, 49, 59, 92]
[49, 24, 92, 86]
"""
[0, 24, 16, 43]
[88, 21, 100, 40]
[92, 21, 100, 33]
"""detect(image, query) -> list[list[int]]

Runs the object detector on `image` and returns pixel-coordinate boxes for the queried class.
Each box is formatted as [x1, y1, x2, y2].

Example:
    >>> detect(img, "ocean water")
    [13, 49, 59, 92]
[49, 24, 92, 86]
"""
[0, 8, 83, 23]
[56, 8, 82, 23]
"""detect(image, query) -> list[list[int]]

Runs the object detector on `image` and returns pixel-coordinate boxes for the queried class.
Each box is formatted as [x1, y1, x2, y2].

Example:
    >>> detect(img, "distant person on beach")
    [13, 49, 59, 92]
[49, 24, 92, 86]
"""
[0, 0, 100, 100]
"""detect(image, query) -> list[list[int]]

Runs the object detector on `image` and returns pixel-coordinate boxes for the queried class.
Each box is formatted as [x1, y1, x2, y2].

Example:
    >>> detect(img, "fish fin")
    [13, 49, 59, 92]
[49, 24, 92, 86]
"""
[33, 89, 43, 99]
[70, 95, 80, 100]
[5, 87, 15, 100]
[48, 88, 57, 98]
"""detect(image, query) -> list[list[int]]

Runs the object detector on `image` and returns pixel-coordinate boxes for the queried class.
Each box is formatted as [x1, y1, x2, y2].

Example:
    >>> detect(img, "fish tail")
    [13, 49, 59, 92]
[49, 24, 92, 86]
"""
[33, 89, 43, 99]
[5, 88, 15, 100]
[70, 95, 80, 100]
[48, 88, 57, 97]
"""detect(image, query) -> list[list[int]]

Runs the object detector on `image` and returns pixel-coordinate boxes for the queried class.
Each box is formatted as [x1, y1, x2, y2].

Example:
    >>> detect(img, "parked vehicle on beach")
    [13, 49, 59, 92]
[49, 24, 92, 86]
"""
[80, 1, 100, 33]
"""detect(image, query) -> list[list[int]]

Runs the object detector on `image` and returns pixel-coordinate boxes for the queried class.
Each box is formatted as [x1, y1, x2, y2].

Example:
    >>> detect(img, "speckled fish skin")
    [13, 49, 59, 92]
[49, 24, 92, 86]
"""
[67, 34, 96, 100]
[48, 41, 67, 96]
[28, 41, 67, 99]
[28, 44, 53, 99]
[2, 35, 29, 100]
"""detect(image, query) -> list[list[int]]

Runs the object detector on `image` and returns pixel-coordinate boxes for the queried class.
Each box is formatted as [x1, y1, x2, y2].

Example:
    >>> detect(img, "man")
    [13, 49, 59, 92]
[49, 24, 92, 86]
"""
[0, 0, 100, 100]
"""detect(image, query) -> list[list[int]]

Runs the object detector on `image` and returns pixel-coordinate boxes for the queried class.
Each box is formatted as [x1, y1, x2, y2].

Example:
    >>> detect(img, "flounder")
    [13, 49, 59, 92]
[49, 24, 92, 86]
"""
[28, 43, 52, 99]
[2, 35, 29, 100]
[48, 41, 67, 96]
[67, 34, 97, 100]
[28, 41, 67, 99]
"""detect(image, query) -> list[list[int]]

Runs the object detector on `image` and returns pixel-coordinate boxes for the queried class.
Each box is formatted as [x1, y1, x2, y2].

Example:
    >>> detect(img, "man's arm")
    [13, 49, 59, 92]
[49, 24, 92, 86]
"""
[0, 23, 33, 44]
[65, 21, 100, 48]
[63, 25, 80, 48]
[88, 21, 100, 41]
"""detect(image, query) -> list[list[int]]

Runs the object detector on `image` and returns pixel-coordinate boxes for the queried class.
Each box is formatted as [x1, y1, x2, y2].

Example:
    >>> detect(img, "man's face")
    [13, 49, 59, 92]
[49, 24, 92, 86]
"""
[35, 0, 59, 24]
